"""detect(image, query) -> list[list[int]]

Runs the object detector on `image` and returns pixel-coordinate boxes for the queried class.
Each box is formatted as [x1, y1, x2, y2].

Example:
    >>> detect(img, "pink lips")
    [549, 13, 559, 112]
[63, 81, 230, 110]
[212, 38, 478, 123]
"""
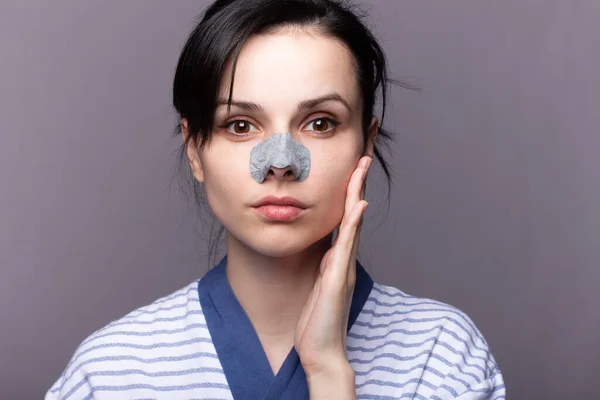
[252, 196, 308, 221]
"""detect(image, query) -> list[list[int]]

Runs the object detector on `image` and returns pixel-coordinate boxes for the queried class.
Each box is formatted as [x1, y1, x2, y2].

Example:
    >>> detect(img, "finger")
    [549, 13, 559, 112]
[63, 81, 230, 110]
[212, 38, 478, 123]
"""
[344, 157, 372, 223]
[325, 201, 367, 338]
[342, 202, 365, 340]
[349, 205, 364, 264]
[360, 166, 368, 200]
[333, 157, 371, 248]
[326, 200, 368, 291]
[348, 196, 366, 264]
[347, 200, 364, 285]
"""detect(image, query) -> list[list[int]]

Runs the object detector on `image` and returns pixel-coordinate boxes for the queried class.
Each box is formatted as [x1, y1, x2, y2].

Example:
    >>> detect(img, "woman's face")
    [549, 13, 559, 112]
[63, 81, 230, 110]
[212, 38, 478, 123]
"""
[184, 28, 376, 257]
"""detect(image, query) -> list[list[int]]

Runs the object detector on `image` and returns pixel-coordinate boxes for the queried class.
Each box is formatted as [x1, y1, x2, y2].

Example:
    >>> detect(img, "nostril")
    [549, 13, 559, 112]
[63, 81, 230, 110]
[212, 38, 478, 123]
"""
[267, 166, 295, 180]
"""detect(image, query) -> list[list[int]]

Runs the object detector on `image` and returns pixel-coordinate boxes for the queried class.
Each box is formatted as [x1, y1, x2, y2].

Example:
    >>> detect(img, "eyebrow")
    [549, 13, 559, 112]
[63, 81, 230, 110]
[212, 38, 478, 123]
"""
[216, 92, 352, 113]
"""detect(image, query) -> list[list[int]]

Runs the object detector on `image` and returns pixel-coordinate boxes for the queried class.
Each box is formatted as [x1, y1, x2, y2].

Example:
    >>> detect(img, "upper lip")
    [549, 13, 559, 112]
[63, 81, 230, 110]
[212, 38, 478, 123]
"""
[253, 196, 308, 209]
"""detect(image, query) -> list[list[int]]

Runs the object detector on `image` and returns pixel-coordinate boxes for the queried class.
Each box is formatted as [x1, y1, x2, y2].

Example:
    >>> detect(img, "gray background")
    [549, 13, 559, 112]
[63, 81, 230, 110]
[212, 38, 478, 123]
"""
[1, 1, 598, 399]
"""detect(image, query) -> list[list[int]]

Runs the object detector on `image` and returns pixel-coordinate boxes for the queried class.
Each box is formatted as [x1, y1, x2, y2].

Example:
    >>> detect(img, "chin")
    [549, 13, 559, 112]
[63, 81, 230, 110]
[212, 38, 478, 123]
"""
[244, 227, 335, 258]
[247, 236, 315, 258]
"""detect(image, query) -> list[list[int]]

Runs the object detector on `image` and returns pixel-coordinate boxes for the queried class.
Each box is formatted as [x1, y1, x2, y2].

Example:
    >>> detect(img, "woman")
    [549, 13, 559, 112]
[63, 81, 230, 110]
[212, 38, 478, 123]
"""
[46, 0, 505, 399]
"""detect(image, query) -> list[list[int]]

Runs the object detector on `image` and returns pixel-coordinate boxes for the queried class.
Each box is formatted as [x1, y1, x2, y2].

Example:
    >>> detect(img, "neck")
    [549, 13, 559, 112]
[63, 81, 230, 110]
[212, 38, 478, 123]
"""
[224, 232, 332, 341]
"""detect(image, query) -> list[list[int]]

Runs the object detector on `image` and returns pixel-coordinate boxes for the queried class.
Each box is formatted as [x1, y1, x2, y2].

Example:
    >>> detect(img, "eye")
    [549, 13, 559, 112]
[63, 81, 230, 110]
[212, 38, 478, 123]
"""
[302, 117, 340, 134]
[221, 120, 258, 136]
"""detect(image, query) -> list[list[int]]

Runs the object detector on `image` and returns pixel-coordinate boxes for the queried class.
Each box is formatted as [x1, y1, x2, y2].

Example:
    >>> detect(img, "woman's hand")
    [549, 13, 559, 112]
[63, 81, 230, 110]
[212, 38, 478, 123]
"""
[294, 155, 373, 399]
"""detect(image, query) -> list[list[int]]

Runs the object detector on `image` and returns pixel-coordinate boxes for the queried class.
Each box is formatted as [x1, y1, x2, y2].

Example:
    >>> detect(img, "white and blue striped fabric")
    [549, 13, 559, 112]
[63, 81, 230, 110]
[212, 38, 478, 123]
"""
[46, 256, 505, 399]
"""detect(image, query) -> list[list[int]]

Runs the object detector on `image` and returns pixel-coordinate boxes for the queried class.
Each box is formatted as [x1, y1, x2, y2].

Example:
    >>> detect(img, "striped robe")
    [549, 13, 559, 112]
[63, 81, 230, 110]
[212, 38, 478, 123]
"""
[46, 256, 505, 399]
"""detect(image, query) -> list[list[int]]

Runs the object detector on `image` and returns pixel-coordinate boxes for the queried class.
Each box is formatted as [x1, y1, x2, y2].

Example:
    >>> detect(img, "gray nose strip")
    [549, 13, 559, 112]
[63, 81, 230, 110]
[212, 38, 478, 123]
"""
[250, 132, 311, 183]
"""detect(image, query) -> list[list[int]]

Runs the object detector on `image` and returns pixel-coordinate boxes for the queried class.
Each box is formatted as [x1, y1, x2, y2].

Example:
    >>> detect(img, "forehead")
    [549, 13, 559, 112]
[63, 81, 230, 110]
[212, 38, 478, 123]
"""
[220, 28, 360, 110]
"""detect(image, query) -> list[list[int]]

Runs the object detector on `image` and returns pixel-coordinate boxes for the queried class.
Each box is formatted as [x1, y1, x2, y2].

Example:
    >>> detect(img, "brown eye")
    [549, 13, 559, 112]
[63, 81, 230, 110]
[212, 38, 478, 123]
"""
[313, 118, 329, 131]
[233, 121, 249, 133]
[303, 117, 340, 134]
[223, 120, 257, 136]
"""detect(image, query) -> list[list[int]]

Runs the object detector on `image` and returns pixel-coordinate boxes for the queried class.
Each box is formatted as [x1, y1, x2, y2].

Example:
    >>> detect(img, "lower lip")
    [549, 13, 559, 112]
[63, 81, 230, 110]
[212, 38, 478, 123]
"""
[253, 205, 306, 221]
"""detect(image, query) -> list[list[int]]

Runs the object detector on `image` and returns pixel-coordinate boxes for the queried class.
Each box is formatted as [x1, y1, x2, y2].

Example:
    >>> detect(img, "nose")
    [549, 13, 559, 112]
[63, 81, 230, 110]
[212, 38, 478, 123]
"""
[267, 165, 297, 181]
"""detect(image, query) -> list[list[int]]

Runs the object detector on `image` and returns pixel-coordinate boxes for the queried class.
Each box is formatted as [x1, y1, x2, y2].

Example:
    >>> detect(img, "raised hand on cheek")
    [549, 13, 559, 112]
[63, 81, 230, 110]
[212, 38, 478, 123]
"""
[294, 155, 373, 399]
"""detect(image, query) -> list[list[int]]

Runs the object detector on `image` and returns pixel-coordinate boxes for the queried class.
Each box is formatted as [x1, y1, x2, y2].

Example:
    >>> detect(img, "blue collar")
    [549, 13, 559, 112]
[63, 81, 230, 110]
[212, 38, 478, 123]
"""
[197, 254, 374, 400]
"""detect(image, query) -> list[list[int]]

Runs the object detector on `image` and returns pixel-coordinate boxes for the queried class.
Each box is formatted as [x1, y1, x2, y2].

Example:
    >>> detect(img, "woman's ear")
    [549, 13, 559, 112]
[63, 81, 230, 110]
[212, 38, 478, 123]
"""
[181, 119, 204, 183]
[365, 117, 379, 158]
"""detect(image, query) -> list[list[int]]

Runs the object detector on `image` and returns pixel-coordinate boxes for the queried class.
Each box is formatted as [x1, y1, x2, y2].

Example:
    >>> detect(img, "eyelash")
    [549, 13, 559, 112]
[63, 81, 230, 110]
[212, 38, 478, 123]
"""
[218, 117, 341, 137]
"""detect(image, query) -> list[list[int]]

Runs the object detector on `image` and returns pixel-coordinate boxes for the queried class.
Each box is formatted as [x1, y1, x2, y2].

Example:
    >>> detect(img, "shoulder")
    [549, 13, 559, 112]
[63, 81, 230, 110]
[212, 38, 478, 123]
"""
[349, 282, 505, 399]
[45, 280, 219, 399]
[364, 283, 496, 364]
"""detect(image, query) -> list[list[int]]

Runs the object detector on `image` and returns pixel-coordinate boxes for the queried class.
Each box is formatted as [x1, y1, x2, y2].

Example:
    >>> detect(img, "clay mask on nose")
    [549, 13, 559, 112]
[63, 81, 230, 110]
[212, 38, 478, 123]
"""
[250, 132, 311, 183]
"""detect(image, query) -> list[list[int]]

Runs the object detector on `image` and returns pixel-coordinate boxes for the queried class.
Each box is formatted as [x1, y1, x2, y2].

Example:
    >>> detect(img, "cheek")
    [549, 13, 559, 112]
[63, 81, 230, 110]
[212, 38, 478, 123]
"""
[311, 130, 362, 185]
[313, 157, 353, 194]
[310, 146, 361, 217]
[199, 141, 252, 209]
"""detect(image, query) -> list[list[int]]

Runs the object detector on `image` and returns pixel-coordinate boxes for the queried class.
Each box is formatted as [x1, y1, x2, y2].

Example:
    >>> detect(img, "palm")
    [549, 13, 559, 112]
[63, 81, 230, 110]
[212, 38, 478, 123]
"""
[295, 246, 349, 371]
[295, 247, 345, 364]
[294, 156, 372, 374]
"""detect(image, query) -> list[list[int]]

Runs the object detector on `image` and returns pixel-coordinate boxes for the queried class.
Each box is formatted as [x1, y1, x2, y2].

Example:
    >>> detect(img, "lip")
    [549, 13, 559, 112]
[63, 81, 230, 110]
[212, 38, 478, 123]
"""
[252, 196, 308, 221]
[253, 196, 308, 209]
